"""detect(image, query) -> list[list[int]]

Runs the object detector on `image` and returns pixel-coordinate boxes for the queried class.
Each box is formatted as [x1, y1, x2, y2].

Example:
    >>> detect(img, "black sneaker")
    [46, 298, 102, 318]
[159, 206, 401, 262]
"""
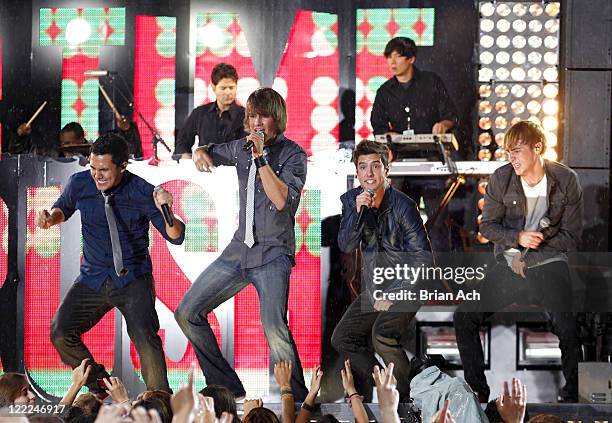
[85, 364, 111, 399]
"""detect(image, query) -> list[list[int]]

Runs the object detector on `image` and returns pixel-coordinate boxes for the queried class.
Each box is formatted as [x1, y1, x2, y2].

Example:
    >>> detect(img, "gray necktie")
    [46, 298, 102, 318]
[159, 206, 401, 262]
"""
[244, 160, 256, 248]
[103, 192, 128, 276]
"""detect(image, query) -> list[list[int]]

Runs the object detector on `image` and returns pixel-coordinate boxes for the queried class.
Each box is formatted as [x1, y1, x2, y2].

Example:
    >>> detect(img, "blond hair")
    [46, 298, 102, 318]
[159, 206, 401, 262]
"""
[504, 120, 547, 155]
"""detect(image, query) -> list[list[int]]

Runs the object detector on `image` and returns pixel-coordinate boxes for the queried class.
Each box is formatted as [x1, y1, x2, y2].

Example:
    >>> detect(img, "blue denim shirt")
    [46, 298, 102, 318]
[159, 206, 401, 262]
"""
[53, 170, 185, 290]
[208, 134, 307, 269]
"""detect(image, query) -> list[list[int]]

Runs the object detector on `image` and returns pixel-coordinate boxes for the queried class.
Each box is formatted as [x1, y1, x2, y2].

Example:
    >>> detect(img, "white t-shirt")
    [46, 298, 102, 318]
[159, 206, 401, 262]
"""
[504, 175, 566, 267]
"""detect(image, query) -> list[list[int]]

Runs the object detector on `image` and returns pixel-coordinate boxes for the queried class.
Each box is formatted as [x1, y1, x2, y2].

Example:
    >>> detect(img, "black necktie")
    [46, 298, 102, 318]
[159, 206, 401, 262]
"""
[102, 192, 128, 277]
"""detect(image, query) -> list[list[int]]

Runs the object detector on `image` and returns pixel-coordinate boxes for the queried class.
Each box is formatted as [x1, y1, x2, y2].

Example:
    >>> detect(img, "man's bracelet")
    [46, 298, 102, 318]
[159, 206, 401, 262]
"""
[254, 155, 268, 168]
[301, 402, 316, 412]
[280, 388, 293, 397]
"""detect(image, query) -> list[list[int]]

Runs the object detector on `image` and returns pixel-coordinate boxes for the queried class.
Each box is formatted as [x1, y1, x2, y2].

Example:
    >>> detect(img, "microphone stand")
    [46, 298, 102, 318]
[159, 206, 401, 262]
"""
[104, 73, 171, 166]
[426, 135, 463, 232]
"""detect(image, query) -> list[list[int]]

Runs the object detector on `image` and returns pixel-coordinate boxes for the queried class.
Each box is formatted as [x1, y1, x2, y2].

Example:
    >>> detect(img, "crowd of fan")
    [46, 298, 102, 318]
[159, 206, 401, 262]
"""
[0, 359, 566, 423]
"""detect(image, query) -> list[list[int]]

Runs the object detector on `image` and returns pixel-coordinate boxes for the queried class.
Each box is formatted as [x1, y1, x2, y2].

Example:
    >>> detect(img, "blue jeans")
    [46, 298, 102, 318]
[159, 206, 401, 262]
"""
[175, 253, 308, 400]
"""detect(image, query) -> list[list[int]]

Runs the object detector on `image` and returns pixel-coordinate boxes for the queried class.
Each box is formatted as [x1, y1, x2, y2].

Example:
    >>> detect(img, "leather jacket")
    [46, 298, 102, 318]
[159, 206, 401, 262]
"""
[338, 185, 433, 296]
[480, 160, 583, 266]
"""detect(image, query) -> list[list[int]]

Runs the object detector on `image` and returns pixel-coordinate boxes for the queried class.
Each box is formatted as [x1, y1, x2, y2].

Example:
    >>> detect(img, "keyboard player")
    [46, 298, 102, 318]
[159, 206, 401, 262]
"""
[370, 36, 458, 252]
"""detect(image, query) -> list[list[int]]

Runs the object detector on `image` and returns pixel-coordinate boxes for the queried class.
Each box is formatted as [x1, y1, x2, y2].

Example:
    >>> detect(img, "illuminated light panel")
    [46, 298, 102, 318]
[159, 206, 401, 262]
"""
[134, 16, 176, 160]
[276, 11, 339, 155]
[194, 12, 324, 395]
[518, 325, 562, 367]
[477, 2, 561, 162]
[40, 8, 125, 139]
[194, 12, 259, 122]
[356, 8, 435, 140]
[133, 179, 220, 392]
[235, 189, 321, 398]
[194, 11, 337, 156]
[24, 187, 115, 396]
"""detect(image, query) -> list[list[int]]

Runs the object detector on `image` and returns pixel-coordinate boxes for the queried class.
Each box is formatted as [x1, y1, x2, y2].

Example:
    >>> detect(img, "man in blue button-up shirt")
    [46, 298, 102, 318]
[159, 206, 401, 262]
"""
[36, 133, 185, 393]
[175, 87, 308, 401]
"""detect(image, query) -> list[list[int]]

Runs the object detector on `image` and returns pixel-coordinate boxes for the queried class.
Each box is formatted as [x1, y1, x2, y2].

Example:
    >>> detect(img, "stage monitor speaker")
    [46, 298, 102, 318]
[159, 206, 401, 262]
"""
[574, 169, 609, 252]
[579, 362, 612, 403]
[564, 0, 612, 69]
[563, 70, 611, 169]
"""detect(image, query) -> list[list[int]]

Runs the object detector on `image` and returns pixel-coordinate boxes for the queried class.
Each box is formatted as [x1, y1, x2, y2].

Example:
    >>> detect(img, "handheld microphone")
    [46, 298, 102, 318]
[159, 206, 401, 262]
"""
[354, 189, 375, 230]
[154, 186, 174, 227]
[243, 130, 264, 152]
[521, 216, 550, 260]
[84, 70, 117, 77]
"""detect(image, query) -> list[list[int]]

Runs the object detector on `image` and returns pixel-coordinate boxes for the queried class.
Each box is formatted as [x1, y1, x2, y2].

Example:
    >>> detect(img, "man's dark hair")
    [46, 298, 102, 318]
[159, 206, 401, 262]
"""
[211, 63, 239, 85]
[60, 122, 85, 140]
[352, 140, 389, 170]
[384, 36, 417, 59]
[244, 87, 287, 133]
[199, 385, 237, 418]
[242, 407, 279, 423]
[132, 398, 173, 423]
[91, 132, 129, 166]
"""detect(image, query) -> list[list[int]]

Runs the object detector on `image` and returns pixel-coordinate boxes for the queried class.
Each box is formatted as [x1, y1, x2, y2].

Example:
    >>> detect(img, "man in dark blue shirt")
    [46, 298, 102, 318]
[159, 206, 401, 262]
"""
[174, 63, 247, 158]
[175, 87, 309, 401]
[36, 133, 185, 393]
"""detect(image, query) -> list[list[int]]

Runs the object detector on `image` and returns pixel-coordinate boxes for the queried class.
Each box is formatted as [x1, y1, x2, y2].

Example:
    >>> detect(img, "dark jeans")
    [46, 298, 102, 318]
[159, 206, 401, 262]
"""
[453, 261, 580, 400]
[331, 293, 417, 401]
[50, 274, 170, 392]
[174, 254, 308, 401]
[390, 176, 450, 252]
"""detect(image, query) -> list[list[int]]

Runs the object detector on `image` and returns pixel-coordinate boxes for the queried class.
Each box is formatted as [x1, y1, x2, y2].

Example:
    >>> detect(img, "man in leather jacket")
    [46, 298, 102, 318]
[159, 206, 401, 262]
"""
[331, 140, 433, 401]
[454, 121, 583, 403]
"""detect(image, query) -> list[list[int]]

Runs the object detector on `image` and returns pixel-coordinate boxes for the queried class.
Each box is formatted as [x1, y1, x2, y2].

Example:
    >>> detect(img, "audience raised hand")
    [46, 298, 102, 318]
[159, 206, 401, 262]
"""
[60, 358, 92, 406]
[273, 361, 295, 423]
[295, 365, 322, 423]
[341, 360, 368, 423]
[496, 378, 527, 423]
[372, 363, 400, 423]
[104, 376, 130, 404]
[170, 365, 197, 423]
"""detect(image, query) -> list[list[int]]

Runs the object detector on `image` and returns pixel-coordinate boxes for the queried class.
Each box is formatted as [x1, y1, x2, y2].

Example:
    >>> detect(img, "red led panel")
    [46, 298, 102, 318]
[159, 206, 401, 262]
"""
[195, 11, 325, 395]
[276, 11, 339, 155]
[355, 9, 435, 140]
[193, 13, 258, 111]
[131, 179, 221, 391]
[194, 11, 338, 155]
[134, 16, 176, 160]
[40, 7, 126, 140]
[24, 187, 115, 397]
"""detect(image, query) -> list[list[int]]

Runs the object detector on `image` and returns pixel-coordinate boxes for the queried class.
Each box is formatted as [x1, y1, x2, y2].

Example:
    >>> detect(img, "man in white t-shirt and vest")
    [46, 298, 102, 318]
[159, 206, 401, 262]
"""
[454, 121, 583, 403]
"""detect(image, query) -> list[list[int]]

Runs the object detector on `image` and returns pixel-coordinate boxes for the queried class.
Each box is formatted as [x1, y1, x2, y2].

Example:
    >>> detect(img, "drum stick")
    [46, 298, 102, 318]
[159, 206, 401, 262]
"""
[25, 101, 48, 127]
